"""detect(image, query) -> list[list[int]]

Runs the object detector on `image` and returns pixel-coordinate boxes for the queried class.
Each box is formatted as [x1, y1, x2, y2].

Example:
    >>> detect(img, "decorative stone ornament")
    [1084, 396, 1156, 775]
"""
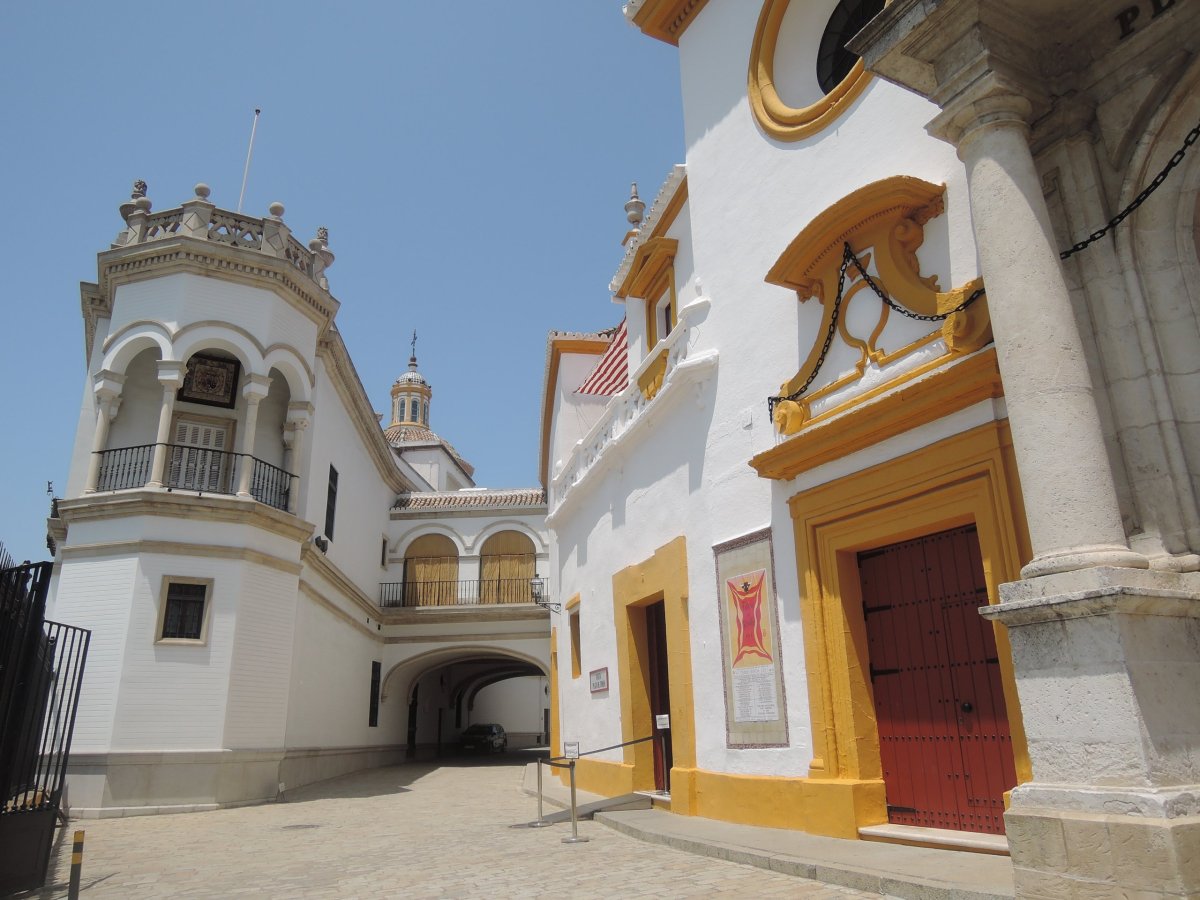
[767, 176, 992, 435]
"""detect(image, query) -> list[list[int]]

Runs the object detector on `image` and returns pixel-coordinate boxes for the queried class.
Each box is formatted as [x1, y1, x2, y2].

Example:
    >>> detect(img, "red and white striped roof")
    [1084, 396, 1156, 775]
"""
[576, 318, 628, 396]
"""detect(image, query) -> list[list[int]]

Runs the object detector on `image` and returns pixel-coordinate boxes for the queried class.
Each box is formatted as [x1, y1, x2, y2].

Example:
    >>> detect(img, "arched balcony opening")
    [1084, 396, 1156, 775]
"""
[90, 346, 297, 512]
[401, 534, 460, 607]
[478, 530, 536, 605]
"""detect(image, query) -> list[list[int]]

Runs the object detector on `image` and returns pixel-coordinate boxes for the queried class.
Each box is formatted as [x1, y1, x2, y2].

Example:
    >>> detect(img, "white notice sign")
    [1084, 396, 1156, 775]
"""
[563, 741, 579, 759]
[732, 664, 779, 722]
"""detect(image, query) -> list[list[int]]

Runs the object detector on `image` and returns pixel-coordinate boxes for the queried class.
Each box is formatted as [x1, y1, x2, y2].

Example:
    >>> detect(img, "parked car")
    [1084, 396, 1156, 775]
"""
[461, 723, 507, 753]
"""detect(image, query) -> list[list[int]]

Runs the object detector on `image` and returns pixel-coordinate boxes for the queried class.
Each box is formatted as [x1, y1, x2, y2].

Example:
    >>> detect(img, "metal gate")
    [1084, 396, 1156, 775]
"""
[858, 525, 1016, 834]
[0, 561, 91, 894]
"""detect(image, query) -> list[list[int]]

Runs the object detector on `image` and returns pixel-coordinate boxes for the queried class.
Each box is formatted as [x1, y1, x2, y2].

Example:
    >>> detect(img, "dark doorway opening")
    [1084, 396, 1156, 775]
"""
[645, 600, 673, 792]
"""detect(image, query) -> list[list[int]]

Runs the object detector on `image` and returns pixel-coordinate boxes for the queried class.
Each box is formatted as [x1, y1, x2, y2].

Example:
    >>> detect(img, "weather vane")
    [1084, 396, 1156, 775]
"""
[411, 330, 417, 358]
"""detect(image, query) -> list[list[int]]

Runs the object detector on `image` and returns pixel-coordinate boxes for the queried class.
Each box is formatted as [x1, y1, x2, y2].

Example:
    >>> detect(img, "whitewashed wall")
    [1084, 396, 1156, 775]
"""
[551, 0, 986, 778]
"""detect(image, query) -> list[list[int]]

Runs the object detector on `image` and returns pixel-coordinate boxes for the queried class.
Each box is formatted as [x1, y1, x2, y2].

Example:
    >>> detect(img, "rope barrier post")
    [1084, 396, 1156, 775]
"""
[67, 830, 85, 900]
[561, 760, 589, 844]
[530, 757, 551, 828]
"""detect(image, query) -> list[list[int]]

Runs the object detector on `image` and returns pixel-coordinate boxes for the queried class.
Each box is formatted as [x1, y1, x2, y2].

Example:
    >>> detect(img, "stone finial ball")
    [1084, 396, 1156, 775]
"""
[194, 183, 211, 200]
[134, 196, 152, 212]
[268, 201, 285, 219]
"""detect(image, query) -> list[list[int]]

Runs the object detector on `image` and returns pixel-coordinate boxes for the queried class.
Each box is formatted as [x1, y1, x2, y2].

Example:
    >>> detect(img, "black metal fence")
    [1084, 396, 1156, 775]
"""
[0, 561, 91, 894]
[379, 578, 534, 608]
[95, 444, 292, 510]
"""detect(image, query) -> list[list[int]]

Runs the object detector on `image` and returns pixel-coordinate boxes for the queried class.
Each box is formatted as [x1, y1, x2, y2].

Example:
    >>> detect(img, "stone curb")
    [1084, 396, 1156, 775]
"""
[593, 811, 1014, 900]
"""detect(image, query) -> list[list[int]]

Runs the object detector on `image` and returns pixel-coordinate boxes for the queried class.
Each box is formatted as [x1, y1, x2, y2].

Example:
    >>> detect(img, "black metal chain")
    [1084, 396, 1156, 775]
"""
[845, 248, 985, 322]
[767, 244, 854, 420]
[1061, 119, 1200, 259]
[767, 119, 1200, 419]
[767, 243, 985, 418]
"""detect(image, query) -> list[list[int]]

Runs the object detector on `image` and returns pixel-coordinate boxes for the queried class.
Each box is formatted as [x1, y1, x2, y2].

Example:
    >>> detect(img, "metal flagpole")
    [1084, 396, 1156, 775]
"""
[236, 108, 261, 214]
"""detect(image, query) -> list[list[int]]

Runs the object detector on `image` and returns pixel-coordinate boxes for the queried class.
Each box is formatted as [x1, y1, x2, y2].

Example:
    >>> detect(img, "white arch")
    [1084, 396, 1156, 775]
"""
[392, 524, 469, 557]
[469, 519, 548, 555]
[173, 325, 264, 377]
[101, 326, 171, 375]
[263, 345, 315, 403]
[380, 644, 549, 702]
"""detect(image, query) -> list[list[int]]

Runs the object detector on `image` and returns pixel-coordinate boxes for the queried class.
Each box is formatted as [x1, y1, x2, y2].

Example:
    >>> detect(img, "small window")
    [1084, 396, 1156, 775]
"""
[369, 661, 381, 727]
[816, 0, 885, 95]
[396, 397, 407, 422]
[158, 579, 211, 643]
[412, 398, 422, 423]
[324, 465, 338, 540]
[569, 610, 582, 679]
[657, 294, 673, 341]
[381, 536, 389, 568]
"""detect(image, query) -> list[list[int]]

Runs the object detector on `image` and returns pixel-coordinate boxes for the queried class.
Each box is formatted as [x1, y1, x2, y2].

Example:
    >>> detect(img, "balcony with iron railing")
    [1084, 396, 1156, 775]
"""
[93, 444, 293, 511]
[379, 577, 537, 609]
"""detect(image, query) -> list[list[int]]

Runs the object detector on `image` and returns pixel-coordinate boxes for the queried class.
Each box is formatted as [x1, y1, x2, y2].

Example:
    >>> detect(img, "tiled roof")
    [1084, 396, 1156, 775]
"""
[383, 424, 475, 478]
[392, 488, 546, 511]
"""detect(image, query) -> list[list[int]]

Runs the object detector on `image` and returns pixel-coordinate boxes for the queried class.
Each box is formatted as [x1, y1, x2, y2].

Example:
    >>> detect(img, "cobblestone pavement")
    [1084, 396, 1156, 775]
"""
[26, 754, 874, 899]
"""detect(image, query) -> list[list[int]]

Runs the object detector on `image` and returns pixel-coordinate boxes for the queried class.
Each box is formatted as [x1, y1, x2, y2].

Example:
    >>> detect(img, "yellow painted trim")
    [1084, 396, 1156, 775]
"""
[550, 627, 561, 759]
[629, 0, 711, 45]
[610, 536, 697, 812]
[538, 334, 610, 488]
[571, 757, 636, 796]
[636, 348, 669, 401]
[615, 237, 678, 302]
[564, 594, 581, 612]
[748, 0, 876, 142]
[787, 421, 1033, 835]
[765, 176, 991, 435]
[753, 348, 1003, 480]
[647, 178, 689, 243]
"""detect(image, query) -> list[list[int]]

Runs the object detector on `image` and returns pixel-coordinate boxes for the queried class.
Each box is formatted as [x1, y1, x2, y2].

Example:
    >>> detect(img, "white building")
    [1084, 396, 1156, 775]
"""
[48, 182, 550, 817]
[542, 1, 1200, 895]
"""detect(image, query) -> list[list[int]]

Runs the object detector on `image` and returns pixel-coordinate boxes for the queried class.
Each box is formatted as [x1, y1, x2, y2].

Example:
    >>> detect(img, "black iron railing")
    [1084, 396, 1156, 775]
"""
[93, 444, 293, 511]
[96, 443, 155, 491]
[379, 577, 535, 609]
[0, 562, 91, 893]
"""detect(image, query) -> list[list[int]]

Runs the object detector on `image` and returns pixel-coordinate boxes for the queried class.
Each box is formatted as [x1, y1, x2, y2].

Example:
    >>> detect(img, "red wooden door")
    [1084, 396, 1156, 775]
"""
[645, 601, 673, 792]
[858, 525, 1016, 834]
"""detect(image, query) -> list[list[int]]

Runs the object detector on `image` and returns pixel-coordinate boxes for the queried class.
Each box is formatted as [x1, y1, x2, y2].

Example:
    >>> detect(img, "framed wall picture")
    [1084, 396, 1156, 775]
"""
[178, 354, 240, 409]
[713, 528, 789, 748]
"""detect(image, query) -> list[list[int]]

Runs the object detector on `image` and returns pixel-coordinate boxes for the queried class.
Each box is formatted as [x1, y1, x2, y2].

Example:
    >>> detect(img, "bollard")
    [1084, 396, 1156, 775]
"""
[67, 830, 84, 900]
[561, 760, 589, 844]
[530, 758, 551, 827]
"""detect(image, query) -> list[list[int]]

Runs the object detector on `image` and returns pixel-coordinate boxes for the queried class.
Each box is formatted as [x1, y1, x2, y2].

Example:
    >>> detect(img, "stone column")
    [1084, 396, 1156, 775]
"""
[932, 84, 1148, 579]
[236, 374, 272, 498]
[282, 403, 312, 515]
[83, 371, 125, 493]
[147, 361, 187, 489]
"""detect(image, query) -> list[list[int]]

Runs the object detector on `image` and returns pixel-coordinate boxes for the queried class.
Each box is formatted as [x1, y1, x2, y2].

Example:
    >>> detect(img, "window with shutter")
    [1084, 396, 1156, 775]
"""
[170, 420, 229, 493]
[324, 465, 338, 540]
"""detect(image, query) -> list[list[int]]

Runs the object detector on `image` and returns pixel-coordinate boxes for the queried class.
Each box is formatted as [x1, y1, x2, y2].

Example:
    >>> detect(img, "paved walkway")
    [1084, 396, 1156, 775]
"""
[25, 754, 870, 899]
[527, 763, 1015, 900]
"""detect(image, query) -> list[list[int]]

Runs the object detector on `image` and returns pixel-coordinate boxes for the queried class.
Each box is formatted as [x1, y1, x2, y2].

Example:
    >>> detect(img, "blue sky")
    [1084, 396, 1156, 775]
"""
[0, 3, 684, 563]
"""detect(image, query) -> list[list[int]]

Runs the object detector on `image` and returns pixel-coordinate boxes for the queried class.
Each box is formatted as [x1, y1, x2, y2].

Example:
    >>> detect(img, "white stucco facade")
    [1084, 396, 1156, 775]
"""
[48, 185, 551, 817]
[543, 1, 1200, 894]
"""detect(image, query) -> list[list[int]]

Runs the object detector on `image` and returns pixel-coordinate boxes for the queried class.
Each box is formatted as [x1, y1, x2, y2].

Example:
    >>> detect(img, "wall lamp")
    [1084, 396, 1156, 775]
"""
[529, 575, 560, 613]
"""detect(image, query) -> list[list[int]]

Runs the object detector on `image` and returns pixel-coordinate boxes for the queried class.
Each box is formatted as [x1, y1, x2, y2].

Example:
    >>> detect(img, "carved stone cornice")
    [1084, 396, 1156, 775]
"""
[624, 0, 710, 46]
[316, 331, 416, 494]
[95, 236, 340, 335]
[849, 0, 1050, 142]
